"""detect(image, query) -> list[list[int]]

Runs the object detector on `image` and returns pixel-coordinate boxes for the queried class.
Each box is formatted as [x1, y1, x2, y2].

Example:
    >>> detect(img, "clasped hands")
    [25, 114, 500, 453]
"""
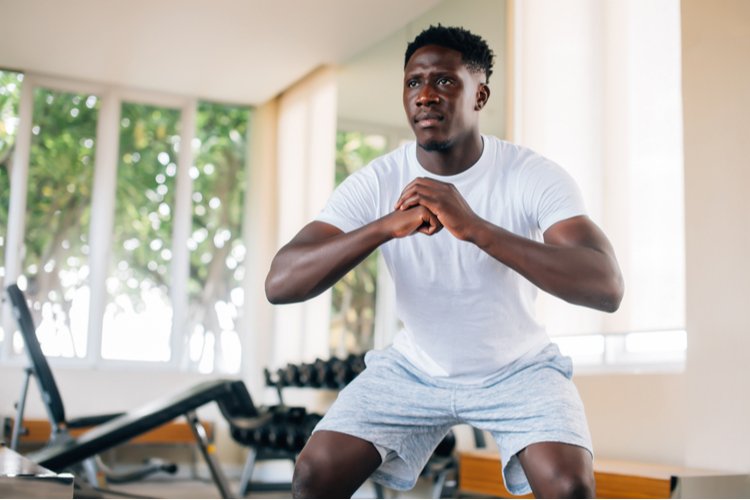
[387, 177, 481, 241]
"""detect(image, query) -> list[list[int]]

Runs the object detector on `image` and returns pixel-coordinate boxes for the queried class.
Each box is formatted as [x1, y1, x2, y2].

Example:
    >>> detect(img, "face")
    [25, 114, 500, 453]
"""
[403, 45, 488, 151]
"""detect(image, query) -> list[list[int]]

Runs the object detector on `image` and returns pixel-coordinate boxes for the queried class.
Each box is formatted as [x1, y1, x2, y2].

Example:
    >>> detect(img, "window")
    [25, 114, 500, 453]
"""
[17, 87, 99, 359]
[0, 72, 251, 373]
[517, 0, 685, 371]
[330, 131, 388, 357]
[101, 103, 180, 362]
[186, 102, 250, 374]
[0, 70, 23, 353]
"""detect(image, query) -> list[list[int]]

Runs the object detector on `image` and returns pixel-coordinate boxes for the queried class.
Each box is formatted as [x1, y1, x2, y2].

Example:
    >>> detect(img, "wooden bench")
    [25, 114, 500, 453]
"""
[459, 451, 726, 499]
[4, 418, 213, 446]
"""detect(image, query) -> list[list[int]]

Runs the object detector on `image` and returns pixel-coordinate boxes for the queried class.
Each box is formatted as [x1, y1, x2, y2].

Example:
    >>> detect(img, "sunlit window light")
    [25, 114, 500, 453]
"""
[625, 330, 687, 353]
[554, 335, 605, 357]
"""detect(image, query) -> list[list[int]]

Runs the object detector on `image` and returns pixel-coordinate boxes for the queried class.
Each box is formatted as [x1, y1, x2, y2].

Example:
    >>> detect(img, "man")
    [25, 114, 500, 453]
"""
[266, 25, 623, 498]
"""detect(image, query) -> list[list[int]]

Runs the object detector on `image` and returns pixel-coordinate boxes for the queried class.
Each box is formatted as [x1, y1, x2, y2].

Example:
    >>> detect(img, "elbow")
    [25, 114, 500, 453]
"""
[599, 274, 624, 313]
[265, 273, 289, 305]
[265, 268, 306, 305]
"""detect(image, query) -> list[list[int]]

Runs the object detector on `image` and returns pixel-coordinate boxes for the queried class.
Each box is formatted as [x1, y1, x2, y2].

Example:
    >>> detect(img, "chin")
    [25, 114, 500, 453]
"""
[418, 137, 453, 152]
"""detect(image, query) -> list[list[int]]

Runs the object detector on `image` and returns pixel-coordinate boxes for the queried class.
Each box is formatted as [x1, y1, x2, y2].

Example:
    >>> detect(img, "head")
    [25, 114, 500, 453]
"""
[403, 25, 494, 152]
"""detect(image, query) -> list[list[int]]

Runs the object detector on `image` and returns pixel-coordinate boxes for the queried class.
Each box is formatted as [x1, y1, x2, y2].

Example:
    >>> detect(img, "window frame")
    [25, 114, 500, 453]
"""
[0, 71, 228, 372]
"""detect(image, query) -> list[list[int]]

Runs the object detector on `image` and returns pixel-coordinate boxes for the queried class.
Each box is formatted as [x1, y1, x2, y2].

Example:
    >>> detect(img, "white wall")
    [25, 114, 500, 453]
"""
[272, 67, 338, 370]
[574, 0, 750, 472]
[337, 0, 508, 140]
[682, 0, 750, 473]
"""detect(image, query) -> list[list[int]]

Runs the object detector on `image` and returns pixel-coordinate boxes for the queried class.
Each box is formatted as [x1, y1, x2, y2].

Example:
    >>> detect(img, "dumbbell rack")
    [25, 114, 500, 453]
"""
[235, 354, 366, 497]
[263, 353, 367, 401]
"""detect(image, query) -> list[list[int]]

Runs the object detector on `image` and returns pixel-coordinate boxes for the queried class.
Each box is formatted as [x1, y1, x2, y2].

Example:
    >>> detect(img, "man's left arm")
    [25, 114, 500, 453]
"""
[395, 177, 624, 312]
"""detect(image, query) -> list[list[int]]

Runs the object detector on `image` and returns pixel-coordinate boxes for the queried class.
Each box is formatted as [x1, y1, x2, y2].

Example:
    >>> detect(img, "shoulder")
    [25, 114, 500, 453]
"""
[345, 141, 413, 187]
[484, 137, 548, 173]
[367, 141, 413, 176]
[488, 139, 574, 188]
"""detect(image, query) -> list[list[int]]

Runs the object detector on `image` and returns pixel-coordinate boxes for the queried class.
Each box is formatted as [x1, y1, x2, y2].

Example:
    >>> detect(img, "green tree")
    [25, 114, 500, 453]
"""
[330, 131, 387, 356]
[186, 102, 249, 372]
[20, 87, 99, 357]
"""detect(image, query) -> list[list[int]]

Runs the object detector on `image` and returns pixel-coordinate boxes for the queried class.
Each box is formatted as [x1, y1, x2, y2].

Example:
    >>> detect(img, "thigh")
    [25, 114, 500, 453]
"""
[458, 344, 593, 496]
[315, 348, 457, 453]
[293, 430, 382, 498]
[517, 442, 595, 498]
[312, 348, 458, 491]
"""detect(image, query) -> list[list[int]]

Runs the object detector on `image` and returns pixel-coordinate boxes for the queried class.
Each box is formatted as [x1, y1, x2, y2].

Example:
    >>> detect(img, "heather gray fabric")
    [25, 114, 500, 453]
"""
[313, 343, 593, 495]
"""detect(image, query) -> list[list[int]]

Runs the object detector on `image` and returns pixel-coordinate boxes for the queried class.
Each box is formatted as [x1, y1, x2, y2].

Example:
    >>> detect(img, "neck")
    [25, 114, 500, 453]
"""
[415, 130, 484, 176]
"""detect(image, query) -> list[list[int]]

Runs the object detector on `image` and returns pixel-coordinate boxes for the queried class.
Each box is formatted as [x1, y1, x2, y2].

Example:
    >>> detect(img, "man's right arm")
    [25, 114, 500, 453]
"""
[265, 205, 442, 304]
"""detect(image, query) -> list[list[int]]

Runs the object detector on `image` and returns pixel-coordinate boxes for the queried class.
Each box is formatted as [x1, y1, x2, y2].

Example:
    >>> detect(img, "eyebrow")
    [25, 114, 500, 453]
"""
[404, 69, 460, 79]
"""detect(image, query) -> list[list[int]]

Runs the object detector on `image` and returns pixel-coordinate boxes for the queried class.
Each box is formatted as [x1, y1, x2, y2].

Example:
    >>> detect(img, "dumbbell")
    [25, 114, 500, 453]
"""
[349, 354, 366, 376]
[314, 358, 340, 389]
[298, 362, 321, 387]
[264, 368, 277, 387]
[331, 358, 354, 387]
[282, 363, 303, 387]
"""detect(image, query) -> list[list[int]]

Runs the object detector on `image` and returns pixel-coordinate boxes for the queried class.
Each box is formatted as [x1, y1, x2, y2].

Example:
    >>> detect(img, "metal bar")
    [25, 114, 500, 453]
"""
[431, 470, 448, 499]
[374, 481, 385, 499]
[472, 427, 486, 448]
[185, 411, 234, 499]
[237, 447, 257, 497]
[10, 368, 33, 450]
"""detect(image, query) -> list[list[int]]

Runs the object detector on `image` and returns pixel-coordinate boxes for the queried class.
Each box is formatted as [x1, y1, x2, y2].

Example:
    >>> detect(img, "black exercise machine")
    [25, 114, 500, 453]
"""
[6, 283, 272, 498]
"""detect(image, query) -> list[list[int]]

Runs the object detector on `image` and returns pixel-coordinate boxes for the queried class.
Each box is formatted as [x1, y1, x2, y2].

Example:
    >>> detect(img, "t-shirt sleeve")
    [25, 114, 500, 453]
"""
[518, 157, 588, 233]
[315, 166, 380, 233]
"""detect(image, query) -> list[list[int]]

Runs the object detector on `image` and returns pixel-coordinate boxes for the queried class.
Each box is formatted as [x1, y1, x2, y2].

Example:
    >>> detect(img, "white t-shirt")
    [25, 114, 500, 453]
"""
[316, 135, 587, 384]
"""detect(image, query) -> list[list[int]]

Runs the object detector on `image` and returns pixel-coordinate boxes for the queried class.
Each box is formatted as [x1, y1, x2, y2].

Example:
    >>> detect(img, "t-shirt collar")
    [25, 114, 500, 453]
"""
[408, 135, 492, 185]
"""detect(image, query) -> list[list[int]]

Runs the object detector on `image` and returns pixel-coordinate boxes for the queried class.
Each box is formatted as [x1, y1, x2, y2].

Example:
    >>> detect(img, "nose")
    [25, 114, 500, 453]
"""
[416, 83, 439, 107]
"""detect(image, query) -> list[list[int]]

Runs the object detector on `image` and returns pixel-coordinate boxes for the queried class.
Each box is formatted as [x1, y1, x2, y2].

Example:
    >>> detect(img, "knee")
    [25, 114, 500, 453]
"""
[545, 471, 596, 499]
[292, 450, 333, 499]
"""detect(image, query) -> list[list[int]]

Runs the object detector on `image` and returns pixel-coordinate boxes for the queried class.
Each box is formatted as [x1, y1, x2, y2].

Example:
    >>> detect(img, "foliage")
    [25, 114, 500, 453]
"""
[0, 69, 250, 369]
[187, 102, 249, 371]
[330, 131, 387, 355]
[110, 103, 180, 297]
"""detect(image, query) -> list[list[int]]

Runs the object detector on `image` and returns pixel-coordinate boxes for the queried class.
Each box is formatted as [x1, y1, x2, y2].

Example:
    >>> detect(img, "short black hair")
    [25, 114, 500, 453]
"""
[404, 25, 494, 83]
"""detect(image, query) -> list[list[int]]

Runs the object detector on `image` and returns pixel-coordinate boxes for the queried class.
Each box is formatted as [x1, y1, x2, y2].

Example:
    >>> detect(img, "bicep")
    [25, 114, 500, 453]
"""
[542, 215, 616, 257]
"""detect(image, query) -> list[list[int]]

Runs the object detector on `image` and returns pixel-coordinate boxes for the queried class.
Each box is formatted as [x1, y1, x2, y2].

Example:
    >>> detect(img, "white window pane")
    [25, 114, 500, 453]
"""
[186, 102, 249, 374]
[625, 330, 687, 354]
[0, 70, 24, 353]
[101, 103, 180, 362]
[18, 86, 99, 358]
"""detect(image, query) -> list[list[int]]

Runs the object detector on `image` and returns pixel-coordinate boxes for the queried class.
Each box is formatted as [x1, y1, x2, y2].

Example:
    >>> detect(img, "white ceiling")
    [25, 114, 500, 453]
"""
[0, 0, 442, 105]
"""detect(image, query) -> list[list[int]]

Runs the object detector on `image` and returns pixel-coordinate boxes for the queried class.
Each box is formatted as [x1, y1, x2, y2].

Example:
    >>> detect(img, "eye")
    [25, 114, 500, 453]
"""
[407, 80, 419, 88]
[438, 78, 451, 85]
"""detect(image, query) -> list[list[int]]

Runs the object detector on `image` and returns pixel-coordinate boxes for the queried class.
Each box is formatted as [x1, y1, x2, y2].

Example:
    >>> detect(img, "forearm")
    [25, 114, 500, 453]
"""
[469, 219, 624, 312]
[266, 218, 392, 304]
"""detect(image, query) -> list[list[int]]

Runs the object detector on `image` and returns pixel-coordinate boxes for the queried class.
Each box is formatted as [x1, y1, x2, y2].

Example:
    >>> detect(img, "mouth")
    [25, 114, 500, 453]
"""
[414, 113, 443, 128]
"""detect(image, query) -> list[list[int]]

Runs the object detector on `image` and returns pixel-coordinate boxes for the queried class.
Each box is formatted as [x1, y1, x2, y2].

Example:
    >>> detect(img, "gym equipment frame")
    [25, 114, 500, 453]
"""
[6, 283, 272, 498]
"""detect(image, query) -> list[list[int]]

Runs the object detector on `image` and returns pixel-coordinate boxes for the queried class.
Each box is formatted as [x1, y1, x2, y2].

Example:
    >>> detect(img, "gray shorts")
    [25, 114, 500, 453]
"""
[313, 343, 593, 496]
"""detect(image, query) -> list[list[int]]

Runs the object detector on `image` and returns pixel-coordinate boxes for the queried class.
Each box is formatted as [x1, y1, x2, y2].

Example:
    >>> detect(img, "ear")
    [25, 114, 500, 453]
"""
[475, 83, 490, 111]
